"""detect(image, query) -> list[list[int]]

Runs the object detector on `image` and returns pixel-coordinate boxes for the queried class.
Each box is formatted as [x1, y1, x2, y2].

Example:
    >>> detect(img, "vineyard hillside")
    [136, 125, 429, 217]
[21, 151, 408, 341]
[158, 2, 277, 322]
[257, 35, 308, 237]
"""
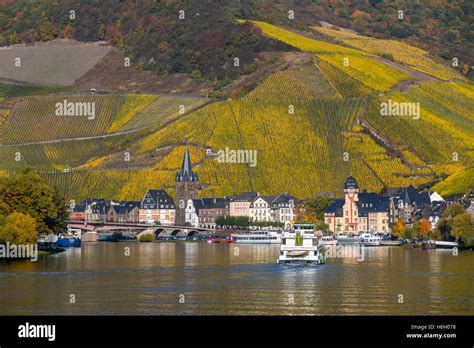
[0, 20, 472, 202]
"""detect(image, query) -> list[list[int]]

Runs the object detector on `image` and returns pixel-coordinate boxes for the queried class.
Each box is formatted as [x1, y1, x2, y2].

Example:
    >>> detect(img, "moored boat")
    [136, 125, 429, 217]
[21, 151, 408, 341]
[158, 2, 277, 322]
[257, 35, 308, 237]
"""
[206, 237, 233, 243]
[360, 233, 382, 246]
[422, 240, 459, 249]
[321, 235, 337, 246]
[231, 230, 280, 244]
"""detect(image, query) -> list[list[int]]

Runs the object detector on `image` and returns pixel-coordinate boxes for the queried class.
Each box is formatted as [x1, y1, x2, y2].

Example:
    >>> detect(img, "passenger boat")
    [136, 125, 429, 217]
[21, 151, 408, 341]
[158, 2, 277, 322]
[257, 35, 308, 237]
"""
[434, 240, 459, 249]
[360, 232, 382, 246]
[336, 232, 382, 246]
[336, 234, 362, 245]
[422, 240, 459, 249]
[231, 230, 281, 244]
[277, 224, 325, 264]
[321, 235, 337, 246]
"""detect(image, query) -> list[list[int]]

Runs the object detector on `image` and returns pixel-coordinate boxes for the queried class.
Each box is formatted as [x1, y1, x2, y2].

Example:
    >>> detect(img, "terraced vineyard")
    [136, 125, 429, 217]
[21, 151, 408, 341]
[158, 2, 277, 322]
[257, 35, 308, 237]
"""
[0, 81, 68, 99]
[243, 20, 368, 56]
[114, 95, 210, 132]
[313, 26, 463, 81]
[318, 53, 411, 92]
[245, 63, 337, 102]
[317, 59, 375, 98]
[0, 94, 126, 143]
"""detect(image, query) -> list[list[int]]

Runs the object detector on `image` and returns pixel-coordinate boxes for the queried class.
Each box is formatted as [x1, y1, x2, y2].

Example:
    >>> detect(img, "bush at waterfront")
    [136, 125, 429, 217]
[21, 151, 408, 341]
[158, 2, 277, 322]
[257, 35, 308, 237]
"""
[139, 233, 155, 242]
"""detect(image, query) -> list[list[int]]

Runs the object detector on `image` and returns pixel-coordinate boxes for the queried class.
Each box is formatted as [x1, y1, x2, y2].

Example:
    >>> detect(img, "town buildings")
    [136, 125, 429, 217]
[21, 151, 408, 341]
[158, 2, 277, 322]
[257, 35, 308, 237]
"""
[186, 198, 230, 228]
[324, 176, 390, 234]
[382, 185, 447, 228]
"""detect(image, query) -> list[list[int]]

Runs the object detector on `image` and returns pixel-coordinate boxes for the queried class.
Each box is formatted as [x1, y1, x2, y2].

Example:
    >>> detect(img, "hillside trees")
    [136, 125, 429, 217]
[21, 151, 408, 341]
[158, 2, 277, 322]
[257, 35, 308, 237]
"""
[0, 171, 68, 236]
[0, 211, 37, 244]
[435, 203, 474, 246]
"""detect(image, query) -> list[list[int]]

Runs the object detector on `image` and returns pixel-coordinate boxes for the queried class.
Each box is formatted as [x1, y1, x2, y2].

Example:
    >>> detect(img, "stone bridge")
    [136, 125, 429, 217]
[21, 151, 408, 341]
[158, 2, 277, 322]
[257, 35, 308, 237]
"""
[66, 221, 212, 238]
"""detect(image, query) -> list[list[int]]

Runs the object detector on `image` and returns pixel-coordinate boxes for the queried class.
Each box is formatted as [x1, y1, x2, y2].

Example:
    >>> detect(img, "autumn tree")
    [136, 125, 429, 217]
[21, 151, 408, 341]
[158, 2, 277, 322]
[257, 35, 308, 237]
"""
[451, 212, 474, 246]
[0, 171, 68, 236]
[418, 219, 432, 236]
[391, 220, 405, 239]
[0, 211, 37, 244]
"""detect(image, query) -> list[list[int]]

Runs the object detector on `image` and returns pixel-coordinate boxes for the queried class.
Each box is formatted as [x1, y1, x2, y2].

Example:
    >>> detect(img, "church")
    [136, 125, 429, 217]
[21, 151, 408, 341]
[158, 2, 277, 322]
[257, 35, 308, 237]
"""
[175, 144, 199, 225]
[324, 176, 390, 234]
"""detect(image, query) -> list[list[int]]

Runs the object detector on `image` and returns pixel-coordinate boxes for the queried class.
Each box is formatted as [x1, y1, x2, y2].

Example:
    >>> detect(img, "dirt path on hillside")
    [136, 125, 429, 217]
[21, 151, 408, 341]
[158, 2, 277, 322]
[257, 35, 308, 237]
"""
[377, 58, 439, 93]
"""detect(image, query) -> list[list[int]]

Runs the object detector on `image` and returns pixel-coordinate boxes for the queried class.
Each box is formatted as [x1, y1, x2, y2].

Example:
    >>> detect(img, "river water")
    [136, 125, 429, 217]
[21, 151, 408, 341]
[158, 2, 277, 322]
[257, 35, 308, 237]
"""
[0, 242, 472, 315]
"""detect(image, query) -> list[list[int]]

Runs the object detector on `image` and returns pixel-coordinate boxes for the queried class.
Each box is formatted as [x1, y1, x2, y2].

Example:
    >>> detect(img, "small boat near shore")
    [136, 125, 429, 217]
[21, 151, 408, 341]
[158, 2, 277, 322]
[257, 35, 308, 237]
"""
[206, 237, 233, 243]
[380, 240, 404, 246]
[422, 240, 459, 249]
[54, 228, 81, 248]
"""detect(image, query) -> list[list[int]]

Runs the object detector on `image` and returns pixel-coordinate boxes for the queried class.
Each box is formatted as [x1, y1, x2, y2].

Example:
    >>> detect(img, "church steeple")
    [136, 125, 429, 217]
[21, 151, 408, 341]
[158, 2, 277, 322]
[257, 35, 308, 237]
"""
[175, 143, 199, 226]
[176, 143, 198, 182]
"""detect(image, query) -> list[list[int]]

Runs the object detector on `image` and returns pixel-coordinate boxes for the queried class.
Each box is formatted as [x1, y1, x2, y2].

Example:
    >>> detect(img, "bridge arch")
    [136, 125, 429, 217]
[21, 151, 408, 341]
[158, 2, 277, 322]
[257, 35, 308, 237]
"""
[187, 230, 200, 237]
[154, 228, 168, 238]
[171, 229, 184, 237]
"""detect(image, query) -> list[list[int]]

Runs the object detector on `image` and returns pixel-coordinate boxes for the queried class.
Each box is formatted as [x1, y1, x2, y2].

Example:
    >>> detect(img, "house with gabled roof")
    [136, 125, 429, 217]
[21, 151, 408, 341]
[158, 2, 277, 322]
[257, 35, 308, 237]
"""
[270, 193, 302, 228]
[382, 185, 432, 224]
[185, 198, 230, 228]
[249, 195, 278, 222]
[229, 192, 258, 217]
[139, 189, 175, 225]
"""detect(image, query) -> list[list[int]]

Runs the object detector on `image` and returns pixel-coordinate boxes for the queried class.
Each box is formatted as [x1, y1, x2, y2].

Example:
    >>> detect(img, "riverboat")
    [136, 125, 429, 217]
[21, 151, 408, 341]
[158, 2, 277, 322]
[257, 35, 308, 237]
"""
[54, 228, 81, 248]
[360, 232, 382, 246]
[422, 240, 459, 249]
[231, 230, 280, 244]
[336, 232, 382, 246]
[321, 235, 338, 246]
[277, 224, 325, 264]
[206, 237, 234, 243]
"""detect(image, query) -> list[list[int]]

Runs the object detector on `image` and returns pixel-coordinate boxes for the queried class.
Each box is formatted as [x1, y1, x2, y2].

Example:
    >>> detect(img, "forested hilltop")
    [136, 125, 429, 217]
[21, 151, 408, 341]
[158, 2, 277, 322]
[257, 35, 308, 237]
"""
[0, 0, 472, 83]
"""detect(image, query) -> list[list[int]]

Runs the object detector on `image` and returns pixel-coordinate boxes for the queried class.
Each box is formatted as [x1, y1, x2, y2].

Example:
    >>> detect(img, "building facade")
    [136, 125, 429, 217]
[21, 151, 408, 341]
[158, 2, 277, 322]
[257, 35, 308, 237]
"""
[229, 192, 258, 217]
[185, 198, 230, 228]
[324, 176, 389, 234]
[139, 189, 175, 225]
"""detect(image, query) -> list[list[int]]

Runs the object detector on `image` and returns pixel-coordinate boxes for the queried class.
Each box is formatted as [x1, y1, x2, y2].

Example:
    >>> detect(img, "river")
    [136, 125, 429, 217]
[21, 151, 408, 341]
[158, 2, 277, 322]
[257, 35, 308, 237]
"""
[0, 242, 472, 315]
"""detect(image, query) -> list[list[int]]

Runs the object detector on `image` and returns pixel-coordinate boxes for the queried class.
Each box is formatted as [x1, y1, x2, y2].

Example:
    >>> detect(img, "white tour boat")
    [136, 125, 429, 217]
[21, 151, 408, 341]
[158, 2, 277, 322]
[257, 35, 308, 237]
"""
[231, 230, 281, 244]
[277, 224, 325, 264]
[360, 232, 382, 246]
[321, 235, 338, 246]
[336, 232, 382, 246]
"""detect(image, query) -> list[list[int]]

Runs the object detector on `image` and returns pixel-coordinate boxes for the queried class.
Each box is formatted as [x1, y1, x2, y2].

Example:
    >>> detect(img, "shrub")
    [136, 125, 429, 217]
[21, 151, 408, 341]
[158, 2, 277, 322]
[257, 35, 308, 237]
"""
[139, 233, 155, 242]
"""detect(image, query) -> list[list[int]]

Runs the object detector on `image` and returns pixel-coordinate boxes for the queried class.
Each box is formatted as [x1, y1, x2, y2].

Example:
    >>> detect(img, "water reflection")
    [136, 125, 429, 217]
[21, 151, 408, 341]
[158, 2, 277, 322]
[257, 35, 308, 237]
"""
[0, 242, 472, 315]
